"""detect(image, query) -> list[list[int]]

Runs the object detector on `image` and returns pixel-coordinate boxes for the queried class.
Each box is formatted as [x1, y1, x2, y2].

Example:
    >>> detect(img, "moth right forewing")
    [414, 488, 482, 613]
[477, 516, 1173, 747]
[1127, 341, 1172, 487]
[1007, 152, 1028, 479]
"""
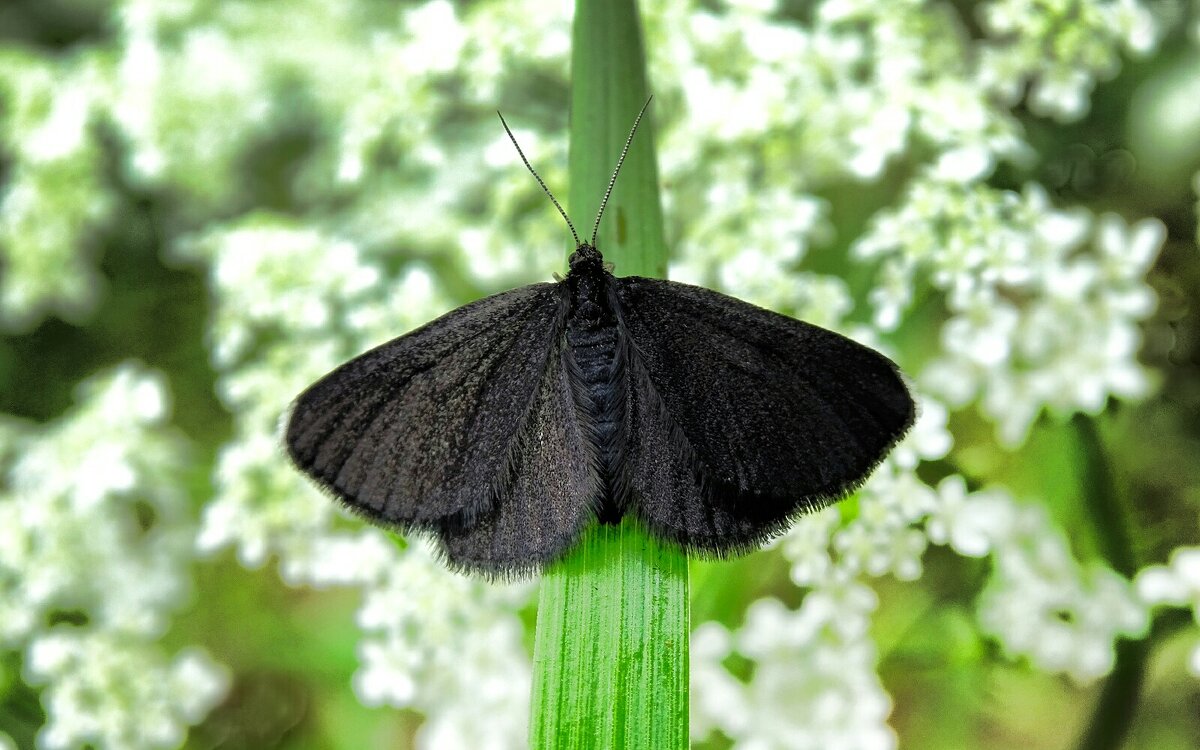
[612, 275, 915, 552]
[285, 282, 570, 530]
[619, 331, 795, 554]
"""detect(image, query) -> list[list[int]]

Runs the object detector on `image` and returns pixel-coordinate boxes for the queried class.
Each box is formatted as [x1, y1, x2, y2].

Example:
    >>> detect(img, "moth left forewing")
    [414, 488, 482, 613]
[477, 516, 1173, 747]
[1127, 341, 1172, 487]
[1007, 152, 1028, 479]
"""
[438, 328, 601, 576]
[611, 276, 915, 553]
[285, 282, 572, 534]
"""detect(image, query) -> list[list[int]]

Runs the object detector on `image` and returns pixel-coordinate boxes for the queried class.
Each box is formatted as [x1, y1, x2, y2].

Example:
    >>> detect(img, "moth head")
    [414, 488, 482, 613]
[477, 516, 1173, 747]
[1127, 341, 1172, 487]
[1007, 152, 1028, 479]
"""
[567, 243, 604, 273]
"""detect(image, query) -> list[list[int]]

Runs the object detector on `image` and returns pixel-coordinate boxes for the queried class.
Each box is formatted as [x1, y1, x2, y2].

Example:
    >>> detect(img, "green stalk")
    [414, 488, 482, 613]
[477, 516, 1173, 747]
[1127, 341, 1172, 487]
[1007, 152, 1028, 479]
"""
[1072, 415, 1147, 750]
[529, 1, 689, 748]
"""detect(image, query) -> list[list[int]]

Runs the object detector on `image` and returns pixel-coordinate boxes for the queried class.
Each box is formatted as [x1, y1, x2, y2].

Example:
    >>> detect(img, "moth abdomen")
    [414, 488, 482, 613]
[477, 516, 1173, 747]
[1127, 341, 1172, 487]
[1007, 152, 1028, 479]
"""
[565, 268, 631, 524]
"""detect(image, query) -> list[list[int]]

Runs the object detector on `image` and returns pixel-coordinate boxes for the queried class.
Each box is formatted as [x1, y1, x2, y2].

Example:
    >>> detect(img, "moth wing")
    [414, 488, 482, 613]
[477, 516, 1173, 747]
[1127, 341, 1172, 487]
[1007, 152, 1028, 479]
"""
[437, 342, 601, 575]
[286, 282, 571, 530]
[612, 276, 915, 552]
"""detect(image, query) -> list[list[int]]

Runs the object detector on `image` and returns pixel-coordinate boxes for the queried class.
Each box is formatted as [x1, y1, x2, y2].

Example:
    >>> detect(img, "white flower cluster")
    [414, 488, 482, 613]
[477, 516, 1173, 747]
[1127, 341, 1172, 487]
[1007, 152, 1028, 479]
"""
[858, 182, 1166, 445]
[692, 581, 895, 750]
[25, 633, 226, 750]
[105, 0, 576, 286]
[652, 0, 1030, 185]
[927, 474, 1150, 683]
[650, 0, 1034, 323]
[976, 0, 1160, 121]
[0, 366, 227, 749]
[0, 368, 183, 640]
[334, 0, 570, 186]
[108, 0, 289, 201]
[954, 481, 1149, 682]
[229, 519, 535, 749]
[645, 0, 1168, 454]
[0, 51, 112, 330]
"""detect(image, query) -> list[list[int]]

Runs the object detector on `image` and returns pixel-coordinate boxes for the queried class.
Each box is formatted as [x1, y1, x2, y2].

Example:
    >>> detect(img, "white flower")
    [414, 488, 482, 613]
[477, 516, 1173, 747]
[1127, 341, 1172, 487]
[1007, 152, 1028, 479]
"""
[942, 295, 1020, 368]
[356, 634, 420, 705]
[279, 529, 398, 588]
[932, 145, 995, 182]
[925, 477, 1016, 558]
[1136, 547, 1200, 681]
[399, 1, 467, 74]
[848, 104, 912, 179]
[1136, 548, 1200, 608]
[690, 622, 749, 739]
[780, 507, 841, 587]
[1030, 67, 1095, 121]
[888, 394, 953, 470]
[825, 461, 937, 582]
[834, 503, 929, 582]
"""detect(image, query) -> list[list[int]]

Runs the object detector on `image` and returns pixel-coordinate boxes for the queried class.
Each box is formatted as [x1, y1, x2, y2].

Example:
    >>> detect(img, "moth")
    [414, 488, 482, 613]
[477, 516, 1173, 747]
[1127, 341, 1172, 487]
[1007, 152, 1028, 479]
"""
[285, 101, 915, 575]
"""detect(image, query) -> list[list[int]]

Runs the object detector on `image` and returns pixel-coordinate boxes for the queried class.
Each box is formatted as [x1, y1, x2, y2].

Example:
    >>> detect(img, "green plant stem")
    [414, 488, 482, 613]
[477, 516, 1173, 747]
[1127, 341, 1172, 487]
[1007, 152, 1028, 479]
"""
[529, 1, 689, 748]
[1073, 415, 1147, 750]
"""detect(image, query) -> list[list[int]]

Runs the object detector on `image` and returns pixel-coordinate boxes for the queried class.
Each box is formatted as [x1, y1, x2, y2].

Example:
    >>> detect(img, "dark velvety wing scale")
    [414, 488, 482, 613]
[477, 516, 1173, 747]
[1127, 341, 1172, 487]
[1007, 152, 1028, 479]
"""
[613, 276, 914, 552]
[285, 282, 569, 529]
[438, 342, 601, 574]
[623, 355, 766, 548]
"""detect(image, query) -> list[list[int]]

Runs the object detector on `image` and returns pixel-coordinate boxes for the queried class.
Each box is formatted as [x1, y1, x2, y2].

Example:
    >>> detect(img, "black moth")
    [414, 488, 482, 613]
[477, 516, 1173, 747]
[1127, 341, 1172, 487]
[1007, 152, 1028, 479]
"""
[286, 101, 915, 576]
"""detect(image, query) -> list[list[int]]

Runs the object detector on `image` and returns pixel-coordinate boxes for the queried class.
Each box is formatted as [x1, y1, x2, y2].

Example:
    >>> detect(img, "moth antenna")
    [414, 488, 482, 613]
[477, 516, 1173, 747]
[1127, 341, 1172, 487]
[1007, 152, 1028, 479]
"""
[498, 111, 581, 248]
[590, 96, 653, 248]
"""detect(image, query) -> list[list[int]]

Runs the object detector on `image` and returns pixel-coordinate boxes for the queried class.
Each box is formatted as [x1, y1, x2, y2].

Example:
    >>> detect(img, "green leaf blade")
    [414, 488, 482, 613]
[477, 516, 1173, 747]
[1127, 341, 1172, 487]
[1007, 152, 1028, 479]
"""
[530, 1, 689, 748]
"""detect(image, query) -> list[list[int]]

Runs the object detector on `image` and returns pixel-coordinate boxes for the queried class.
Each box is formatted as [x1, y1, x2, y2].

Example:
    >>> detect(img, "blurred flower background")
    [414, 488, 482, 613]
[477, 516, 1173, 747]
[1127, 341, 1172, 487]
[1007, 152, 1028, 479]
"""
[1, 0, 1198, 748]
